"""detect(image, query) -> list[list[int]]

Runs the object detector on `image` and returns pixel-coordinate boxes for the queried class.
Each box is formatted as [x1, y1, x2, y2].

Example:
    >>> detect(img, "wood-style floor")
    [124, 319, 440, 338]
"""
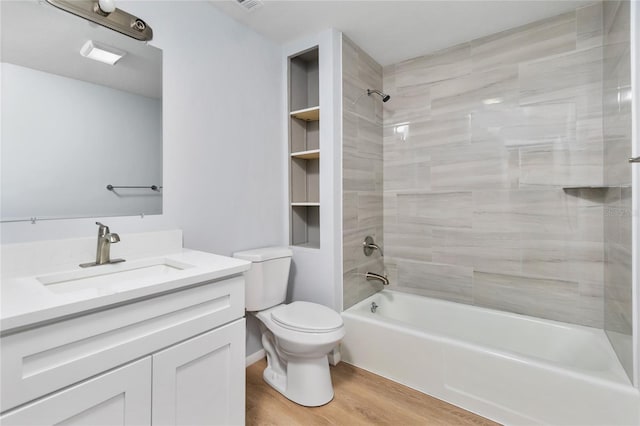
[246, 359, 500, 426]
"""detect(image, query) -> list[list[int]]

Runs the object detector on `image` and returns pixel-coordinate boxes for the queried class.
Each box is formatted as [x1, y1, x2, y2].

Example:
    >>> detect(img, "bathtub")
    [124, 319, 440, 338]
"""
[341, 290, 640, 425]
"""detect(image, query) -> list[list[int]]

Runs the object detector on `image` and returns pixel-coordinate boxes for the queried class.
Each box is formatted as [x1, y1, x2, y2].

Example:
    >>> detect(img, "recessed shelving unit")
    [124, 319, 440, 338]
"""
[289, 47, 320, 248]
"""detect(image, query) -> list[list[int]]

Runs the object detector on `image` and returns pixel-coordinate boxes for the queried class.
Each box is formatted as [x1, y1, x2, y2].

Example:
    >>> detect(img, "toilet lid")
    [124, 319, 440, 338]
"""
[271, 302, 343, 333]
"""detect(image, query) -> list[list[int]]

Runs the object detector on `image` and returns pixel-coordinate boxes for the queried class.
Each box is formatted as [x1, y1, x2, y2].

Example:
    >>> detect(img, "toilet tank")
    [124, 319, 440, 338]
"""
[233, 247, 293, 311]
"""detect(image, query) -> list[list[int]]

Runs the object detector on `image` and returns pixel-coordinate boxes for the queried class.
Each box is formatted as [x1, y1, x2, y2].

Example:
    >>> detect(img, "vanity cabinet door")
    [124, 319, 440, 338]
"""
[151, 318, 245, 426]
[0, 357, 151, 426]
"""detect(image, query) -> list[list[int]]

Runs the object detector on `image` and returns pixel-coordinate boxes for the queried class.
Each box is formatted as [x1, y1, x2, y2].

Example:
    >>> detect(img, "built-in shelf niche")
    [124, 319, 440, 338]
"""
[291, 205, 320, 248]
[290, 49, 319, 112]
[291, 157, 319, 203]
[289, 47, 320, 248]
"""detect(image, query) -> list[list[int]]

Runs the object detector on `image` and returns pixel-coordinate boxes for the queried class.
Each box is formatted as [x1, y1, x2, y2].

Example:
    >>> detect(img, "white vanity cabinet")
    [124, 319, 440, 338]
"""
[0, 275, 246, 426]
[152, 320, 245, 425]
[1, 358, 152, 426]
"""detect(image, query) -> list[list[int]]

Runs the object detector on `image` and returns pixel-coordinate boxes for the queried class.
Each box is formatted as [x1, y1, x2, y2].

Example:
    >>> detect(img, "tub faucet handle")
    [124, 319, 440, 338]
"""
[363, 236, 384, 257]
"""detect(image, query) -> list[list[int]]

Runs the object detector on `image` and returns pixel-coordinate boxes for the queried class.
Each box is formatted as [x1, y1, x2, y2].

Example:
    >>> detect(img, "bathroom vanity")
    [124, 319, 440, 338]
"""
[0, 230, 250, 425]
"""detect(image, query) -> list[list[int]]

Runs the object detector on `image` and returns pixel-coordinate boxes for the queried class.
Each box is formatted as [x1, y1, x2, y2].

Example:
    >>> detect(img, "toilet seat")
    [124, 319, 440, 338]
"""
[271, 301, 343, 333]
[255, 303, 345, 350]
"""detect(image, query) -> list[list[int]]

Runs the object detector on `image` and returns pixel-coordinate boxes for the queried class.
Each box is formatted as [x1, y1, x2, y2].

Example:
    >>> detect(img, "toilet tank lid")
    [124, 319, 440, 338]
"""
[233, 246, 293, 262]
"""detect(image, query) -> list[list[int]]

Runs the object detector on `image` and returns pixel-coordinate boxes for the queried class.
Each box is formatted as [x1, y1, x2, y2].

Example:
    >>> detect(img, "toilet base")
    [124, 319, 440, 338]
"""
[262, 356, 334, 407]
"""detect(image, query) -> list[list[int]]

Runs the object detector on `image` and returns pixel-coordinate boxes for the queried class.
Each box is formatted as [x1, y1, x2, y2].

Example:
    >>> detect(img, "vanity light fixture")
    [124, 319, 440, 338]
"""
[46, 0, 153, 41]
[80, 40, 125, 65]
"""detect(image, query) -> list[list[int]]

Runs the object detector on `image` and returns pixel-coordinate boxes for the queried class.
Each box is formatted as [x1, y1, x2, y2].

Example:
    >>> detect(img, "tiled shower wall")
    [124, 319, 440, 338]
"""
[603, 0, 633, 379]
[382, 3, 606, 327]
[342, 36, 384, 309]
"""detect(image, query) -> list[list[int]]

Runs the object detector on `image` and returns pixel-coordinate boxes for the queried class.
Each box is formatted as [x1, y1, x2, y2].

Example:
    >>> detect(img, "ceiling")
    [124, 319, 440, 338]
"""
[211, 0, 594, 66]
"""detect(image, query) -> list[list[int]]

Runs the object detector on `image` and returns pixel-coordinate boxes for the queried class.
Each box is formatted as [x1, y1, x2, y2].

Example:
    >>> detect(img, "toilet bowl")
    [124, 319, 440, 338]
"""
[256, 302, 345, 406]
[234, 247, 345, 407]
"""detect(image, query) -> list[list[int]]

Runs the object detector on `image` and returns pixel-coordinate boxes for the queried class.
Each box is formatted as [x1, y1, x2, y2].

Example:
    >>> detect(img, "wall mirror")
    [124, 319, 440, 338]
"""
[1, 0, 162, 222]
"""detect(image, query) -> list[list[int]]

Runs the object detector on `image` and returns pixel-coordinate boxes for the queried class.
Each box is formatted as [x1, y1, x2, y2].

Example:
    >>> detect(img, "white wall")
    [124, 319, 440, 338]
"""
[1, 62, 162, 220]
[0, 1, 285, 356]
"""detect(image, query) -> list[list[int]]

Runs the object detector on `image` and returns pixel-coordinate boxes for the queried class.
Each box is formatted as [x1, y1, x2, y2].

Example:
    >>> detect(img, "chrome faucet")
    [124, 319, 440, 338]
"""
[80, 222, 125, 267]
[365, 272, 389, 286]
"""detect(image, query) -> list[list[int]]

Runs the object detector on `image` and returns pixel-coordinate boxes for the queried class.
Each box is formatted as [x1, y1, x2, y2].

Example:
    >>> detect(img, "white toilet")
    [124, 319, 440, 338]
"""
[234, 247, 345, 407]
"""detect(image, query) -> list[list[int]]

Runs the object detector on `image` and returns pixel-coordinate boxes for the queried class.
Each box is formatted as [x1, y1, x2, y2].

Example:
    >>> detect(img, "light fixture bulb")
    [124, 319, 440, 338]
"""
[80, 40, 125, 65]
[98, 0, 115, 14]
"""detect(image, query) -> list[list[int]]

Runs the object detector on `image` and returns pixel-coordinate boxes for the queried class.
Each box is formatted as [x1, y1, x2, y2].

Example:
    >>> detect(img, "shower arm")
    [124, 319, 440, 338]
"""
[352, 89, 391, 106]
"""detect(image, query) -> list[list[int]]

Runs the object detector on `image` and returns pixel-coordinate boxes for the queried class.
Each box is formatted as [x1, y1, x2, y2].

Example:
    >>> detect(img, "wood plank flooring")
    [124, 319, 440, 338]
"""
[246, 359, 499, 426]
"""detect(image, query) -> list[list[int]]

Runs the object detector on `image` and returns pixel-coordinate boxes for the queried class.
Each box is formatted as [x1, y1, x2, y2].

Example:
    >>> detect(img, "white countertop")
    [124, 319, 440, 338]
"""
[1, 248, 250, 333]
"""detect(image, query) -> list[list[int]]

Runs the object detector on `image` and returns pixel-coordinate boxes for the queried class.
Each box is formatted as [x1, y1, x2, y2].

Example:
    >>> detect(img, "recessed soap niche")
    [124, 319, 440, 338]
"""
[289, 47, 320, 248]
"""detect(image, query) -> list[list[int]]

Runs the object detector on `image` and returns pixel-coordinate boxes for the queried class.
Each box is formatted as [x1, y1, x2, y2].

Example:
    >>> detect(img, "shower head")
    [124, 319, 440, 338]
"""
[367, 89, 391, 102]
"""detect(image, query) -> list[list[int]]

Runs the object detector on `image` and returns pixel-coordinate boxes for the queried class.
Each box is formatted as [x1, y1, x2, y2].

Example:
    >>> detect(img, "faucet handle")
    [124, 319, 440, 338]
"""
[363, 235, 384, 257]
[95, 221, 110, 235]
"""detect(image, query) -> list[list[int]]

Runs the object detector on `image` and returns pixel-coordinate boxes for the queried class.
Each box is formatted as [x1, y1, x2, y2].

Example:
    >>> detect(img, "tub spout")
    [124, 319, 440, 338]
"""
[365, 272, 389, 286]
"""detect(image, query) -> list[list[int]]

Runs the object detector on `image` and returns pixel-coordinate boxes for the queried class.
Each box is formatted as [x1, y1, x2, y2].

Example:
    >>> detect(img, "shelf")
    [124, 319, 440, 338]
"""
[562, 185, 630, 190]
[290, 106, 319, 121]
[293, 241, 320, 249]
[291, 202, 320, 206]
[291, 149, 320, 160]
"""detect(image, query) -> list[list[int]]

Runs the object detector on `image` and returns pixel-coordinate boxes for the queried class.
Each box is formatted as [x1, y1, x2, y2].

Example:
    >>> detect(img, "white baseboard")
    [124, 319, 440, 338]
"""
[246, 349, 266, 367]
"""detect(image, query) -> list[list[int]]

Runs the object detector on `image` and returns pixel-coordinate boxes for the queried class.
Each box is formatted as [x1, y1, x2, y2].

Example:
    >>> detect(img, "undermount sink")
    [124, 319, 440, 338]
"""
[37, 258, 195, 295]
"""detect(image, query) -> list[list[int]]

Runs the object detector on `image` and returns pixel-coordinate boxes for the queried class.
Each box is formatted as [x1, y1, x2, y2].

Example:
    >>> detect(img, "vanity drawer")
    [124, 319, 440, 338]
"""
[0, 275, 244, 412]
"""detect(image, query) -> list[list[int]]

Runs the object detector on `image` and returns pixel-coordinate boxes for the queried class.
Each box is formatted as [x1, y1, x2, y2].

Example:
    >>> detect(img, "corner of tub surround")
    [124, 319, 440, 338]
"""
[1, 229, 184, 280]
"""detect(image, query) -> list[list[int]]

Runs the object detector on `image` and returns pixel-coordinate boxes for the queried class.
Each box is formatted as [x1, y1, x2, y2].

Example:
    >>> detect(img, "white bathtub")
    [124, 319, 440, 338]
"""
[341, 290, 640, 425]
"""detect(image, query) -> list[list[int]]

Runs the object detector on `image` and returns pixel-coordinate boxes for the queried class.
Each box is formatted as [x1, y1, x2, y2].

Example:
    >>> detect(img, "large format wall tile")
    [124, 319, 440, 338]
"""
[393, 43, 472, 88]
[397, 191, 472, 228]
[382, 2, 608, 328]
[430, 66, 518, 116]
[432, 228, 521, 275]
[603, 0, 632, 381]
[473, 271, 601, 327]
[519, 143, 603, 187]
[519, 47, 603, 108]
[470, 12, 576, 71]
[342, 36, 384, 309]
[430, 141, 514, 190]
[577, 2, 604, 49]
[472, 189, 578, 235]
[383, 222, 433, 262]
[395, 259, 474, 304]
